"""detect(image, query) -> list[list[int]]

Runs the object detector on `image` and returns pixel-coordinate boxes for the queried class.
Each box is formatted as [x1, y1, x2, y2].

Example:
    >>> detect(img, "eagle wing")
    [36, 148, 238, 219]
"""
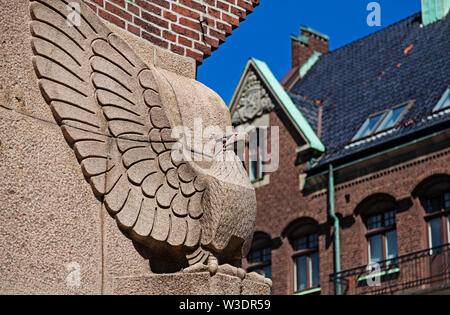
[29, 0, 205, 249]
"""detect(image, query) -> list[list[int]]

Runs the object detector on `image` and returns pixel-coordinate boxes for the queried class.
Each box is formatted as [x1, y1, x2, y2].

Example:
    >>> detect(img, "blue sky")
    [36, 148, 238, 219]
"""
[197, 0, 422, 105]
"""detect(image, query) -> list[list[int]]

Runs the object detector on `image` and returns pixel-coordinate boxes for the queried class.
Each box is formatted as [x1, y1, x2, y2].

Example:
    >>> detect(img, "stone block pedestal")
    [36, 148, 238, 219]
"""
[110, 272, 270, 295]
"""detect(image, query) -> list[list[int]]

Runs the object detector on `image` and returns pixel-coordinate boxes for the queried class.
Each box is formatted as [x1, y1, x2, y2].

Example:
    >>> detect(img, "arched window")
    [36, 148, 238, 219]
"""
[356, 194, 398, 265]
[284, 219, 320, 294]
[246, 232, 272, 279]
[413, 175, 450, 253]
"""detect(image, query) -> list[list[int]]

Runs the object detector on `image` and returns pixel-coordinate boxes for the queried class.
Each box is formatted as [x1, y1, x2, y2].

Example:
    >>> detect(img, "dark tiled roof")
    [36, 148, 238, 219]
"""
[288, 92, 319, 133]
[290, 12, 450, 168]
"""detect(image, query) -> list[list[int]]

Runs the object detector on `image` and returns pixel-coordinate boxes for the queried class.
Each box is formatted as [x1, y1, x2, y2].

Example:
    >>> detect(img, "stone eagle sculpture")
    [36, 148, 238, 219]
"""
[29, 0, 257, 276]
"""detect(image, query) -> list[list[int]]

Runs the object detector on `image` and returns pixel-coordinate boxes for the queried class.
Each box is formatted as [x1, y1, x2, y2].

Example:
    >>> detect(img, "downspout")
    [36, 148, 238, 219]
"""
[328, 164, 341, 295]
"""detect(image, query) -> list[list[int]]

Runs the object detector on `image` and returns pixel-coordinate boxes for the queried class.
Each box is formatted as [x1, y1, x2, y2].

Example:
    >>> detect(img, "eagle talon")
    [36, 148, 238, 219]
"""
[237, 268, 246, 280]
[183, 262, 208, 273]
[216, 263, 244, 279]
[207, 255, 219, 275]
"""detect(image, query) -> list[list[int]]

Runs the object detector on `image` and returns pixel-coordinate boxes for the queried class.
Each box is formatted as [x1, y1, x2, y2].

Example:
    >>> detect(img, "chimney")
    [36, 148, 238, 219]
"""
[421, 0, 450, 26]
[281, 26, 329, 90]
[291, 26, 329, 69]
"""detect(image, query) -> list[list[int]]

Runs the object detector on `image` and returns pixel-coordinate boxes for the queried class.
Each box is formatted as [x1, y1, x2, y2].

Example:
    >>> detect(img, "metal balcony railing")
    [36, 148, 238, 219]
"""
[329, 243, 450, 295]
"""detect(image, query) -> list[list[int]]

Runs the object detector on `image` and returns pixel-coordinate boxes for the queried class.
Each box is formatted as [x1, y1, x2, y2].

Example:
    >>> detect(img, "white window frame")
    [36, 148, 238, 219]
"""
[294, 254, 318, 292]
[352, 111, 387, 140]
[368, 234, 383, 264]
[433, 88, 450, 112]
[375, 103, 409, 132]
[353, 101, 411, 141]
[447, 216, 450, 248]
[428, 218, 443, 255]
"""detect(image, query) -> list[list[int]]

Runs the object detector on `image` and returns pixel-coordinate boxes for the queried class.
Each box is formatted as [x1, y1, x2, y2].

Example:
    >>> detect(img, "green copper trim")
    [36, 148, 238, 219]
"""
[251, 58, 325, 152]
[300, 25, 330, 41]
[329, 164, 341, 295]
[291, 34, 309, 45]
[294, 287, 321, 295]
[422, 0, 450, 26]
[357, 267, 401, 282]
[299, 51, 322, 77]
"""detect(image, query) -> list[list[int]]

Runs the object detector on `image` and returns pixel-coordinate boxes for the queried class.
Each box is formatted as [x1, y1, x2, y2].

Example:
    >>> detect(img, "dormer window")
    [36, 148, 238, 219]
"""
[433, 88, 450, 112]
[375, 103, 409, 131]
[352, 112, 385, 140]
[352, 102, 410, 140]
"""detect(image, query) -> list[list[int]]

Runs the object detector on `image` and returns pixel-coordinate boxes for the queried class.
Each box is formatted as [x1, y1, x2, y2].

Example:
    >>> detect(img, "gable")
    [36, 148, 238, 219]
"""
[229, 58, 325, 153]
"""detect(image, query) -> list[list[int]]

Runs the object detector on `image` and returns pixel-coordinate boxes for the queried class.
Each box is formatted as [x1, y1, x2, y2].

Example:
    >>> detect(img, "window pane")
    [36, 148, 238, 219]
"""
[444, 192, 450, 209]
[426, 196, 442, 213]
[367, 214, 382, 230]
[447, 216, 450, 247]
[310, 252, 320, 287]
[294, 237, 307, 251]
[383, 211, 396, 227]
[248, 129, 258, 181]
[249, 160, 258, 181]
[433, 88, 450, 112]
[258, 129, 265, 178]
[263, 265, 272, 280]
[448, 216, 450, 247]
[262, 247, 271, 262]
[309, 234, 319, 248]
[385, 230, 398, 261]
[369, 234, 383, 264]
[376, 104, 408, 131]
[353, 113, 384, 140]
[248, 250, 261, 264]
[295, 256, 307, 291]
[429, 218, 442, 251]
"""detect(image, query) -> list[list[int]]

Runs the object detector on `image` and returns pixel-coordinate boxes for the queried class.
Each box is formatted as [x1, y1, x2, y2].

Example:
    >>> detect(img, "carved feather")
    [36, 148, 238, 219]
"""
[29, 0, 205, 251]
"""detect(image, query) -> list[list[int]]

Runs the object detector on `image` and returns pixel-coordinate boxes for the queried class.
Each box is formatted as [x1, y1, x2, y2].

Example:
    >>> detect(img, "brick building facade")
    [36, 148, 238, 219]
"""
[83, 0, 260, 64]
[231, 1, 450, 295]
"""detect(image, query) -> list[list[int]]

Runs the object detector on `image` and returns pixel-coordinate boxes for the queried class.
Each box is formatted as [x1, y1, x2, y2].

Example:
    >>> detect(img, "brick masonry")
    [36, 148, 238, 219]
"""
[83, 0, 260, 64]
[291, 29, 329, 69]
[242, 108, 450, 295]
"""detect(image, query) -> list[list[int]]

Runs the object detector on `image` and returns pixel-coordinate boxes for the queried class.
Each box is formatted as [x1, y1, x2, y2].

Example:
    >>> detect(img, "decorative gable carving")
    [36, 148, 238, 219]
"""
[231, 69, 275, 125]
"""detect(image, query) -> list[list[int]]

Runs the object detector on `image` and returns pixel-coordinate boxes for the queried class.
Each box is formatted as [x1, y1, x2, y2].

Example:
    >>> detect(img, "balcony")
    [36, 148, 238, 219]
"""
[329, 244, 450, 295]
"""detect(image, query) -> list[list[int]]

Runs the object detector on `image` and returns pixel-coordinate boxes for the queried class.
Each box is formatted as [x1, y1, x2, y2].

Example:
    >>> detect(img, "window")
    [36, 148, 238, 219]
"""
[375, 103, 409, 131]
[433, 88, 450, 112]
[247, 247, 272, 279]
[448, 215, 450, 247]
[428, 218, 443, 252]
[246, 233, 272, 280]
[352, 112, 385, 140]
[293, 233, 320, 292]
[365, 210, 398, 265]
[352, 102, 410, 140]
[248, 128, 265, 182]
[424, 190, 450, 253]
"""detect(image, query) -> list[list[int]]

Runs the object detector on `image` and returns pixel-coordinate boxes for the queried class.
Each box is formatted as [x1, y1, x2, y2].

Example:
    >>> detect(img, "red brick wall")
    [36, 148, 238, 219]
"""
[244, 107, 450, 295]
[83, 0, 260, 64]
[291, 29, 329, 69]
[300, 28, 329, 55]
